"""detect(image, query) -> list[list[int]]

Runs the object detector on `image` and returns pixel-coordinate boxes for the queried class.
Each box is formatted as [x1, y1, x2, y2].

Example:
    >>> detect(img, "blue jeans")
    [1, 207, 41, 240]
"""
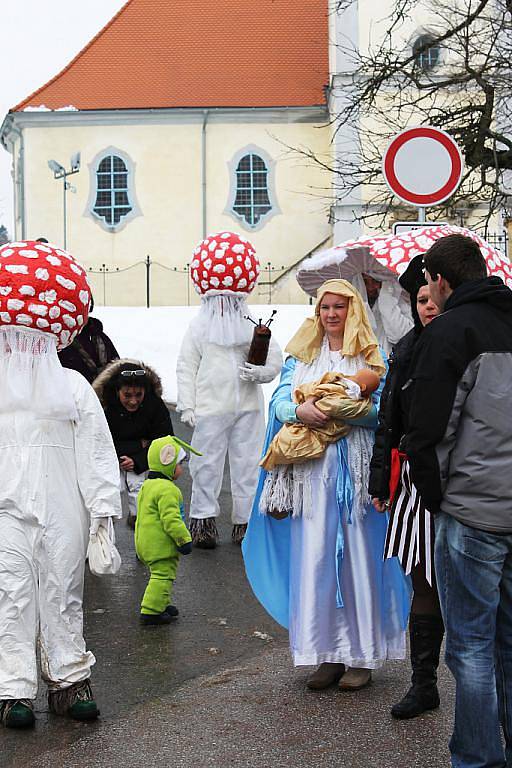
[435, 513, 512, 768]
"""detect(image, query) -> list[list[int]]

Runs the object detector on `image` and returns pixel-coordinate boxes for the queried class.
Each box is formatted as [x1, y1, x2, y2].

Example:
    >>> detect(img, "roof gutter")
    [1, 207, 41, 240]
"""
[1, 115, 25, 239]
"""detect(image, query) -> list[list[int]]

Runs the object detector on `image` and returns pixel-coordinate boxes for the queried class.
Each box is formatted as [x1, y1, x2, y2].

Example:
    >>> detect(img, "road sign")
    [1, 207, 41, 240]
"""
[392, 221, 447, 235]
[383, 127, 464, 207]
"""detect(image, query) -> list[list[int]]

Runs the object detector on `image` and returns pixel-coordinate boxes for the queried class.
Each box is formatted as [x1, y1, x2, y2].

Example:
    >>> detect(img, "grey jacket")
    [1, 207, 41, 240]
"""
[405, 277, 512, 532]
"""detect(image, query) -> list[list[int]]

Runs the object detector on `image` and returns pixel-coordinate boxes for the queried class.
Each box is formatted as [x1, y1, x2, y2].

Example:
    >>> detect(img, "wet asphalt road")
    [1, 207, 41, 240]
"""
[3, 422, 455, 768]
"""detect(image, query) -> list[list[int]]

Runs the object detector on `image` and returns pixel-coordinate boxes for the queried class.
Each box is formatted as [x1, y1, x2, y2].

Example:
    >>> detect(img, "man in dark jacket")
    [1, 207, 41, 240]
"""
[405, 234, 512, 768]
[58, 316, 119, 383]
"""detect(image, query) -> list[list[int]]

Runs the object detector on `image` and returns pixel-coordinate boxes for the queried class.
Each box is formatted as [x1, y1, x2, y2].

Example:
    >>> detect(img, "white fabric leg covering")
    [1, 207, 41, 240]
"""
[0, 512, 39, 699]
[38, 507, 95, 691]
[189, 414, 231, 520]
[228, 410, 265, 524]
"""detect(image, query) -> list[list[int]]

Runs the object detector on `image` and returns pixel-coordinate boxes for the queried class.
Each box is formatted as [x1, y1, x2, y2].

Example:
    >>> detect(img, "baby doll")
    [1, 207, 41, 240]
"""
[135, 435, 200, 626]
[261, 368, 381, 471]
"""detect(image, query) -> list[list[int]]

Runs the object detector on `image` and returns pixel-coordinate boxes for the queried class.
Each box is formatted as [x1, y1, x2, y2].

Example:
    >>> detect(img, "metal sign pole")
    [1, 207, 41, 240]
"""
[417, 207, 426, 223]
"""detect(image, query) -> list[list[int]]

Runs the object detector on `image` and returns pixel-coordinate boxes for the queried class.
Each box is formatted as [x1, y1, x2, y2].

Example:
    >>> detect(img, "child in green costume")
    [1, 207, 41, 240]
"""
[135, 435, 201, 626]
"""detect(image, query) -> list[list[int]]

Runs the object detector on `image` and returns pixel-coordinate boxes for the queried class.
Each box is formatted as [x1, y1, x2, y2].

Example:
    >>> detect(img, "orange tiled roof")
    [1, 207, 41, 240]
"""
[14, 0, 329, 112]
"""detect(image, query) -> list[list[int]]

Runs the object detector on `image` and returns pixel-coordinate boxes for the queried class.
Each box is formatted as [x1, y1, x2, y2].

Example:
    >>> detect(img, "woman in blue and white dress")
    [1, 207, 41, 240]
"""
[243, 279, 410, 691]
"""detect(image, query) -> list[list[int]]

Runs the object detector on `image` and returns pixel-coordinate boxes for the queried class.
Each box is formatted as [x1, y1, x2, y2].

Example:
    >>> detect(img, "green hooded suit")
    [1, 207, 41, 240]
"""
[135, 436, 195, 615]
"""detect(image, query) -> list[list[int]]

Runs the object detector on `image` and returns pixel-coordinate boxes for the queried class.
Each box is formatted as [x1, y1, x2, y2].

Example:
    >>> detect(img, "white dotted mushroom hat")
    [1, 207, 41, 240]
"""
[190, 232, 260, 296]
[0, 240, 91, 350]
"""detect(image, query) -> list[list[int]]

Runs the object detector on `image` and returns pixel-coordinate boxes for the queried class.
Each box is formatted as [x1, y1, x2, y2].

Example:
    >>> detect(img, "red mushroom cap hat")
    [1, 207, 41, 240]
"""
[190, 232, 260, 296]
[0, 240, 91, 350]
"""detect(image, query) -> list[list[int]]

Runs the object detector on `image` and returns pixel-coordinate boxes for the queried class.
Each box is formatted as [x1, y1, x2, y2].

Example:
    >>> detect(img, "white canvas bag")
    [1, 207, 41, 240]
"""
[87, 518, 122, 576]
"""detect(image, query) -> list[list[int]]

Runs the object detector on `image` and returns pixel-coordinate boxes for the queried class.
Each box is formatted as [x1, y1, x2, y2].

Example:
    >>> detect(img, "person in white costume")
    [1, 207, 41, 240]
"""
[0, 240, 121, 729]
[176, 232, 282, 548]
[351, 272, 413, 357]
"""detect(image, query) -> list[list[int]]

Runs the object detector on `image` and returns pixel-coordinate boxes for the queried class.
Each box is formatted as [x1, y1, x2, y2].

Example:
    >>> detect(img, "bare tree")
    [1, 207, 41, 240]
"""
[326, 0, 512, 229]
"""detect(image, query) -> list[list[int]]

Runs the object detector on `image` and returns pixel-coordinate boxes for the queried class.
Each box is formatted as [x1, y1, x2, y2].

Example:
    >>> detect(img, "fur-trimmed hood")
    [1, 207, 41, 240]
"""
[93, 358, 163, 406]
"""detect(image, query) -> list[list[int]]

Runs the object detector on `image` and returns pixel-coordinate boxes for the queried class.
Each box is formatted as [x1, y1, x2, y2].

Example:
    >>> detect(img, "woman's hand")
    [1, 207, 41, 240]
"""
[296, 397, 329, 428]
[372, 497, 388, 513]
[120, 455, 135, 472]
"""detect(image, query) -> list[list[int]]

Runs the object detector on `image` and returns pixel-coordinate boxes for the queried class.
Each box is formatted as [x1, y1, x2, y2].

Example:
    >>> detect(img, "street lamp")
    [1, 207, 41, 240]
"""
[48, 152, 81, 249]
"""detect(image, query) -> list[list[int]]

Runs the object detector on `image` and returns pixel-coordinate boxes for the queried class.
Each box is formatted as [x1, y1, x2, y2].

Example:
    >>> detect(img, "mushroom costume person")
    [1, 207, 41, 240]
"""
[350, 272, 413, 358]
[176, 233, 282, 548]
[0, 241, 122, 729]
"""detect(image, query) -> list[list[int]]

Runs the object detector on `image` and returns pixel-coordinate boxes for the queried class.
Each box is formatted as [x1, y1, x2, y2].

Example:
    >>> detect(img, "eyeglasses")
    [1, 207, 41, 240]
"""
[121, 369, 145, 377]
[179, 455, 190, 464]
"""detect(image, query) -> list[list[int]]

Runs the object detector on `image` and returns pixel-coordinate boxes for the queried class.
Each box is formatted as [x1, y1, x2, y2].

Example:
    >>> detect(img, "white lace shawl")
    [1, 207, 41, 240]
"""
[190, 295, 253, 346]
[0, 327, 78, 420]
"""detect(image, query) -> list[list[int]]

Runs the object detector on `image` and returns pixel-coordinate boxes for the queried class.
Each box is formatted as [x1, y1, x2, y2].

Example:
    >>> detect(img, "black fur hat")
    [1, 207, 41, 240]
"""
[399, 254, 427, 330]
[399, 253, 427, 296]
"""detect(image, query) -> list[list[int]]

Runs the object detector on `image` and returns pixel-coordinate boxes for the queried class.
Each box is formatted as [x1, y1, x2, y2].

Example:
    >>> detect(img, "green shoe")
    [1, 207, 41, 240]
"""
[48, 679, 99, 721]
[0, 699, 35, 729]
[68, 699, 100, 722]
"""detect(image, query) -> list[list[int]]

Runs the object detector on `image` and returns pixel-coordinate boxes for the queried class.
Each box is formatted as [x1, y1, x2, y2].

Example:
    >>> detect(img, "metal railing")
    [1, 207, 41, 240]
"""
[87, 257, 289, 307]
[87, 231, 510, 306]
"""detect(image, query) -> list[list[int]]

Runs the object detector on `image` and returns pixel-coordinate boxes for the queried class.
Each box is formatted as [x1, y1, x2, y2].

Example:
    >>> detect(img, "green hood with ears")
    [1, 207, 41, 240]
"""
[147, 435, 202, 478]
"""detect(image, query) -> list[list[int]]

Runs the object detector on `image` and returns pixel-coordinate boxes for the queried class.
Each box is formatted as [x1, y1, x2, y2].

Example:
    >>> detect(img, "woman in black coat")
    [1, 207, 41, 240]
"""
[93, 359, 174, 527]
[369, 255, 443, 720]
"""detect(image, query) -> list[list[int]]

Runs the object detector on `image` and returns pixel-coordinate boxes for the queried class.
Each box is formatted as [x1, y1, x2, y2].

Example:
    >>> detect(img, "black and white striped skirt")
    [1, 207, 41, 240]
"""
[384, 458, 434, 586]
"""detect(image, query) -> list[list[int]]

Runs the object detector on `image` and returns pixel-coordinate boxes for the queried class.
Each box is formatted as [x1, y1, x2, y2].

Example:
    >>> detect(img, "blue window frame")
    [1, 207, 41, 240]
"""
[93, 155, 132, 225]
[233, 153, 272, 226]
[413, 35, 441, 71]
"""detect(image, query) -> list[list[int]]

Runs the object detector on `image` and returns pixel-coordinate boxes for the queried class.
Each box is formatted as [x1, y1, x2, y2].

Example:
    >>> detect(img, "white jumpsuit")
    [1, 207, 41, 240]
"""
[0, 369, 122, 699]
[177, 326, 282, 524]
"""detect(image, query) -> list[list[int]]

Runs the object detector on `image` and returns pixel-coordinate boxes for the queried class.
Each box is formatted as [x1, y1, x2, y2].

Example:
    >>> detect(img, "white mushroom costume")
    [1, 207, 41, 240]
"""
[176, 232, 282, 547]
[0, 240, 121, 728]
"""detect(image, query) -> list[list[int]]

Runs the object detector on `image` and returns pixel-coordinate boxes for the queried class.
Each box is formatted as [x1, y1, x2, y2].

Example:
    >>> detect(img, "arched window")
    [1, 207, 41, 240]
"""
[413, 34, 441, 71]
[233, 153, 272, 226]
[93, 155, 132, 225]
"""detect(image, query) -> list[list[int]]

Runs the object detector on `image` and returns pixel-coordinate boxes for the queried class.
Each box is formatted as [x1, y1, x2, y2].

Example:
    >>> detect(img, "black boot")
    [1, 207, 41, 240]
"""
[391, 614, 444, 719]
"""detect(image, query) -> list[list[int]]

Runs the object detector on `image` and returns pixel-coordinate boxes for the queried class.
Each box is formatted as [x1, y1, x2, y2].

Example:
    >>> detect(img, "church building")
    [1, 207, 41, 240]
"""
[1, 0, 332, 305]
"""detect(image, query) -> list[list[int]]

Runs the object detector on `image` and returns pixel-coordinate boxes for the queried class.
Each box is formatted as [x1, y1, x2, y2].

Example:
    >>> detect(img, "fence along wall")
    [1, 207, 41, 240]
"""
[86, 258, 310, 306]
[86, 231, 510, 307]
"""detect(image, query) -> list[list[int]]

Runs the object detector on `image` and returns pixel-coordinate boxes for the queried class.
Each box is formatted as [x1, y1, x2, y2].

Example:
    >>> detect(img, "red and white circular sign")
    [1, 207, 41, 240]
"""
[382, 127, 464, 207]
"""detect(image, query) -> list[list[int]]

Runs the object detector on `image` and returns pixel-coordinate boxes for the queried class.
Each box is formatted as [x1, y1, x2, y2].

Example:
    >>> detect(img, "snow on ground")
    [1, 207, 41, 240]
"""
[94, 304, 313, 408]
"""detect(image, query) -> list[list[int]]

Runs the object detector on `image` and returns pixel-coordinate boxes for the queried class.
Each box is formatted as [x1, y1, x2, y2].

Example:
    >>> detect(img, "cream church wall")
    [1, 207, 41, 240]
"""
[10, 111, 331, 305]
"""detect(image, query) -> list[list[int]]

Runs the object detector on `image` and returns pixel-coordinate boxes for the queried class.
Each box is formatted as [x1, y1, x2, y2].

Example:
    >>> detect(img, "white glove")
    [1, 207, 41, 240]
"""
[90, 517, 112, 537]
[180, 408, 196, 428]
[239, 362, 268, 383]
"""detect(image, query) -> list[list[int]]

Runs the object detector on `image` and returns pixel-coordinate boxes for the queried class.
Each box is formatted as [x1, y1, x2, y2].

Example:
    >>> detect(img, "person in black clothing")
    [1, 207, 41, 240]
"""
[404, 235, 512, 768]
[58, 297, 119, 383]
[369, 253, 442, 720]
[93, 360, 174, 528]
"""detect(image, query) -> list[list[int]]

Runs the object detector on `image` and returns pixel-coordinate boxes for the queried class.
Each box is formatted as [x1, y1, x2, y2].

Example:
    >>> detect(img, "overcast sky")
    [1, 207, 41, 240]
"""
[0, 0, 126, 235]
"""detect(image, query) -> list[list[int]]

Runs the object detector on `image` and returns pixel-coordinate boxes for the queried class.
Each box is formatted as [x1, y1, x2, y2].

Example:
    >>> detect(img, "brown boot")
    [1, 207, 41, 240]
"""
[231, 523, 247, 545]
[339, 667, 372, 690]
[306, 662, 345, 690]
[190, 517, 218, 549]
[48, 680, 99, 720]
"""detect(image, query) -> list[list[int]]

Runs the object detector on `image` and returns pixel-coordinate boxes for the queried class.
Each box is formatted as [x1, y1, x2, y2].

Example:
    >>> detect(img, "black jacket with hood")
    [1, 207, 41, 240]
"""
[93, 359, 174, 474]
[368, 327, 419, 500]
[405, 276, 512, 531]
[58, 316, 119, 383]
